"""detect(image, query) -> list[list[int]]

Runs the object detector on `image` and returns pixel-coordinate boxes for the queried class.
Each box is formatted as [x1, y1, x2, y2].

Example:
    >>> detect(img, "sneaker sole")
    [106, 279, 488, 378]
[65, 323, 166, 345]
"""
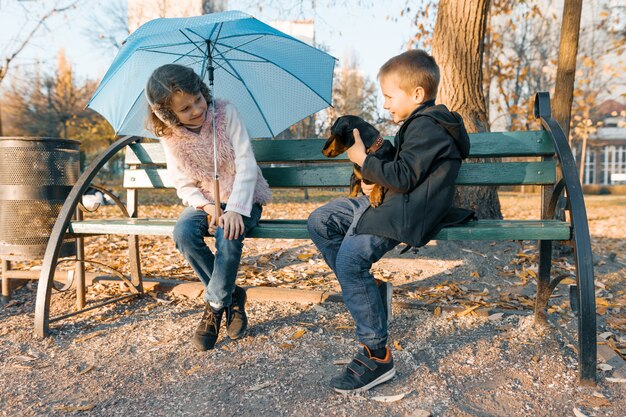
[333, 366, 396, 394]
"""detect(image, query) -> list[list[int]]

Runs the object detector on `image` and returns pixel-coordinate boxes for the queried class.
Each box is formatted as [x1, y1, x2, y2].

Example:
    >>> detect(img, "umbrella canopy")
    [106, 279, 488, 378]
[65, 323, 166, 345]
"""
[88, 10, 336, 139]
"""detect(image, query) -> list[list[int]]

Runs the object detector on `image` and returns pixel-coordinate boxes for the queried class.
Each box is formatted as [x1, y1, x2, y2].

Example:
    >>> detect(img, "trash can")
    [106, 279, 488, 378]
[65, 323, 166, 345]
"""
[0, 137, 80, 260]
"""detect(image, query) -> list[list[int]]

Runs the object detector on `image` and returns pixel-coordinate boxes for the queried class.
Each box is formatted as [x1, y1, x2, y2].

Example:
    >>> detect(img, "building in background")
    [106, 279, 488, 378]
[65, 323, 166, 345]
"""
[581, 100, 626, 185]
[128, 0, 227, 32]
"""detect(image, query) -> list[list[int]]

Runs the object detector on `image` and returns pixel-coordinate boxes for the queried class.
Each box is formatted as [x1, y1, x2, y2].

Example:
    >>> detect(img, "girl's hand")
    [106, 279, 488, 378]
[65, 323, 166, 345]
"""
[219, 211, 244, 240]
[347, 128, 367, 166]
[200, 203, 218, 234]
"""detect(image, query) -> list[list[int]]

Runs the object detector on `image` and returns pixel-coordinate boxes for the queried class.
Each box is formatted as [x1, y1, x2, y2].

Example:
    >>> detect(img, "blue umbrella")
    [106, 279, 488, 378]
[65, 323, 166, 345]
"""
[88, 10, 335, 139]
[88, 10, 335, 217]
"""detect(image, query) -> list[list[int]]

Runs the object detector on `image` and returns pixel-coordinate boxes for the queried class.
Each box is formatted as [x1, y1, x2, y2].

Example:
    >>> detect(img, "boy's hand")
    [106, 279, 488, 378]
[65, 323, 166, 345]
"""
[219, 211, 245, 240]
[347, 128, 367, 167]
[361, 181, 375, 196]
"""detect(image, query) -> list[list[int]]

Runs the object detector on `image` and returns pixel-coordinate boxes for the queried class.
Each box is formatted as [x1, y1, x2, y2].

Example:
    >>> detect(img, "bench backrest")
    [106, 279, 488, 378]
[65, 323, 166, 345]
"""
[124, 131, 556, 190]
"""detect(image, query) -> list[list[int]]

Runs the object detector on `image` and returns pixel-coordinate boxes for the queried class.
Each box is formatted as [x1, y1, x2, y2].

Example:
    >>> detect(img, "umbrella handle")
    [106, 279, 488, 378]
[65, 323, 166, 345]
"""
[213, 178, 222, 221]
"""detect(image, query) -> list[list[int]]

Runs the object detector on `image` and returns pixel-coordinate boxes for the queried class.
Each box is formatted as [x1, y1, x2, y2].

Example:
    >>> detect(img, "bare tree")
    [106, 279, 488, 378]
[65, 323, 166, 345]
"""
[83, 0, 129, 50]
[0, 0, 81, 135]
[0, 1, 81, 87]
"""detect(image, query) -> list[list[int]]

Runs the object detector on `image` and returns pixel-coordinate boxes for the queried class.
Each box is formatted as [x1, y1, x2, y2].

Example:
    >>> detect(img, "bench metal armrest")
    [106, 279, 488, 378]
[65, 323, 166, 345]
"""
[34, 135, 140, 338]
[534, 92, 596, 384]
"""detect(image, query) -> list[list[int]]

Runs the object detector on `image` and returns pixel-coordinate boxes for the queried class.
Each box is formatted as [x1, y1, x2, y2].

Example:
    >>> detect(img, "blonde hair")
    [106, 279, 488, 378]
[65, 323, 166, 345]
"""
[378, 49, 440, 100]
[145, 64, 212, 137]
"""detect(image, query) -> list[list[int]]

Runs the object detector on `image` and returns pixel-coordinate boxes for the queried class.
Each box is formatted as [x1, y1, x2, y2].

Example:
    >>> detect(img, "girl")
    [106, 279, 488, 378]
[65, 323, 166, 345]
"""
[146, 64, 272, 351]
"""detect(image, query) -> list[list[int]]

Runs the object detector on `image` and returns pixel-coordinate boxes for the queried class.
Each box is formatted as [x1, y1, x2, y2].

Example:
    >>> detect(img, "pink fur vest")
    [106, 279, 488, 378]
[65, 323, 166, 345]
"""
[161, 100, 272, 207]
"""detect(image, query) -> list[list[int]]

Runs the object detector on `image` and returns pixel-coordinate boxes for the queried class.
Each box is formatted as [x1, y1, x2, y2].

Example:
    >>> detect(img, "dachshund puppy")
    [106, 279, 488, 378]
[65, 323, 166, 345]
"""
[322, 116, 395, 207]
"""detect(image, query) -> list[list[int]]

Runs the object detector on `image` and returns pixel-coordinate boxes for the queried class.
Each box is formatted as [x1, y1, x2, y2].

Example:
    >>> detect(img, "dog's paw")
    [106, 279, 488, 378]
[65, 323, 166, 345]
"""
[369, 185, 384, 207]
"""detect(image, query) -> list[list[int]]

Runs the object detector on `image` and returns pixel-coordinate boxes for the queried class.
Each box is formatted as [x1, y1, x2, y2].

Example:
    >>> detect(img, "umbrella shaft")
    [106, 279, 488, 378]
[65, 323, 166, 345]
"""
[213, 179, 221, 220]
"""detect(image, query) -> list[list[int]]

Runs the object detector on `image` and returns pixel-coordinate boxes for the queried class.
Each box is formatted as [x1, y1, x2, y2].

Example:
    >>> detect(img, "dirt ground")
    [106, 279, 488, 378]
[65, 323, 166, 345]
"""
[1, 192, 625, 416]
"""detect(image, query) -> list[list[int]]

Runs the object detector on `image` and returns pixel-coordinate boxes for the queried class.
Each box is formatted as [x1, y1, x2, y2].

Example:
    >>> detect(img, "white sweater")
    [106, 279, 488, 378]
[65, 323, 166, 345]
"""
[162, 104, 264, 217]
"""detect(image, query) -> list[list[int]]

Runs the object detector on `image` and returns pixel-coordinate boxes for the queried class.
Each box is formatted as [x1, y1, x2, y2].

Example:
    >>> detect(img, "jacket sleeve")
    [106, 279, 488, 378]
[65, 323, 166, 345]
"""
[224, 104, 258, 217]
[361, 118, 451, 193]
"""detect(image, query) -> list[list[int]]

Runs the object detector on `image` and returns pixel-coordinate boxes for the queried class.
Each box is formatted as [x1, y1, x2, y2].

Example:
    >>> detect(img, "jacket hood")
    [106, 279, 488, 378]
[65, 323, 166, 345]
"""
[410, 103, 471, 159]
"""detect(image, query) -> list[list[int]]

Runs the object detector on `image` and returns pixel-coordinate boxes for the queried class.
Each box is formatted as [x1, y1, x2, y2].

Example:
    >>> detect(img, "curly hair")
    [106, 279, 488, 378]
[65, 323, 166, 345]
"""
[145, 64, 212, 137]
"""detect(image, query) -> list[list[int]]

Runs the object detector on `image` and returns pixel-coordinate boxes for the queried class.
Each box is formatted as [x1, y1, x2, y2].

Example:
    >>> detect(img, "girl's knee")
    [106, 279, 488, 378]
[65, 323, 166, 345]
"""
[173, 219, 202, 245]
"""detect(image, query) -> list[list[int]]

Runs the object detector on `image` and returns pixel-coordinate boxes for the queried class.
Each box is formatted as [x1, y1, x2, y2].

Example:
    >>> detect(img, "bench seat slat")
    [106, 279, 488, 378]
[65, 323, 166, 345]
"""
[125, 131, 555, 165]
[68, 219, 570, 241]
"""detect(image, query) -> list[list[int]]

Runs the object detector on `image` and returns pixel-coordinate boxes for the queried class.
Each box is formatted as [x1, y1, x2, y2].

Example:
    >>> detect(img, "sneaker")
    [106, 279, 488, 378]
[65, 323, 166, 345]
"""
[192, 303, 224, 351]
[331, 346, 395, 393]
[226, 285, 248, 339]
[376, 279, 392, 325]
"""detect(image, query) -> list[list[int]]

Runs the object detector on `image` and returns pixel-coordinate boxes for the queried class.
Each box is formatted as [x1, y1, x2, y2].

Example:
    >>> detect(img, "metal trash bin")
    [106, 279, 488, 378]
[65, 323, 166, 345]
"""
[0, 137, 80, 260]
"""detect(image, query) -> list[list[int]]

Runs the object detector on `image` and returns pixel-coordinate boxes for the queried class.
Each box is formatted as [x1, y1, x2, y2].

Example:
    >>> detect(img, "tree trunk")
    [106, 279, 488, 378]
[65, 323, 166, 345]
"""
[553, 0, 583, 144]
[433, 0, 502, 219]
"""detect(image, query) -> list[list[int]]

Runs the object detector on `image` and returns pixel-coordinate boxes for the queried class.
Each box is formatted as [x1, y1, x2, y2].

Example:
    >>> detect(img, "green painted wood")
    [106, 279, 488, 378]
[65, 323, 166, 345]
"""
[466, 130, 554, 157]
[457, 161, 556, 185]
[125, 131, 554, 166]
[123, 160, 556, 189]
[68, 219, 570, 241]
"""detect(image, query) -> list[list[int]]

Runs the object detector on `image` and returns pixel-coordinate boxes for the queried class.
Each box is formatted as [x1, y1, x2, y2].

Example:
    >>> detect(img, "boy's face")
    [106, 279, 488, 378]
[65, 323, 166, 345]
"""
[170, 91, 208, 128]
[380, 74, 424, 123]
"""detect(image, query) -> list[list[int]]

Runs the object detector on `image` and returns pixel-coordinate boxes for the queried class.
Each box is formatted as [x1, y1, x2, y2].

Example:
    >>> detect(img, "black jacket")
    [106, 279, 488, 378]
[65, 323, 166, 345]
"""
[355, 100, 473, 247]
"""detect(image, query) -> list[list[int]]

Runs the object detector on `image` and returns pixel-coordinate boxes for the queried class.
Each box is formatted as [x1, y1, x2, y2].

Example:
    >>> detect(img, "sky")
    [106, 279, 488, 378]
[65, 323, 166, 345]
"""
[0, 0, 417, 87]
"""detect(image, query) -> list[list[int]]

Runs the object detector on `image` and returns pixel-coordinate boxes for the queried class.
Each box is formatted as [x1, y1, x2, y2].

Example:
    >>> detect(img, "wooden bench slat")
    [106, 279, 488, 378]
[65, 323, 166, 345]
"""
[125, 131, 554, 165]
[69, 219, 570, 241]
[123, 161, 556, 188]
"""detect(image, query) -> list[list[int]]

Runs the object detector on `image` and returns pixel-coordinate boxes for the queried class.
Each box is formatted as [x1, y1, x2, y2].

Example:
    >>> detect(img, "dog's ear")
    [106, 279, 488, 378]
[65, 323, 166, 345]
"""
[333, 116, 354, 136]
[322, 134, 345, 157]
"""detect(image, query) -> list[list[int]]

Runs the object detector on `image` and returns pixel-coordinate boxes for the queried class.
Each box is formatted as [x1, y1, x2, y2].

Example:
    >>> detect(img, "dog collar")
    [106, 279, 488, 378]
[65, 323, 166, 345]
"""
[366, 135, 385, 154]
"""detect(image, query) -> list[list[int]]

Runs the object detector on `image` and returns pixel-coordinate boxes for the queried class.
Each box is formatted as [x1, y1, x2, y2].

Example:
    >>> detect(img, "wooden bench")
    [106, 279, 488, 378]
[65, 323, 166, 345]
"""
[34, 93, 596, 384]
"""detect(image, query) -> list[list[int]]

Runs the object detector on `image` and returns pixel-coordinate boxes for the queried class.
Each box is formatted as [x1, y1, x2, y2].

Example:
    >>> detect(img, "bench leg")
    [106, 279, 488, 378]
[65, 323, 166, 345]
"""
[1, 259, 10, 302]
[573, 239, 597, 386]
[128, 235, 143, 293]
[535, 240, 553, 324]
[76, 236, 86, 309]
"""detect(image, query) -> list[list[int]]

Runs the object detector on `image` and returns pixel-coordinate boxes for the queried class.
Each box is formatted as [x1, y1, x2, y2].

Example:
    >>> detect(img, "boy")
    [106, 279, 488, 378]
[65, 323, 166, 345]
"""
[307, 49, 472, 393]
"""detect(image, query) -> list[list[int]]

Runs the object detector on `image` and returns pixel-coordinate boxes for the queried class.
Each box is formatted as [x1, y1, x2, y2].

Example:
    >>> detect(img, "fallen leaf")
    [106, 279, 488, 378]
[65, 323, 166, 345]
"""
[73, 330, 106, 344]
[186, 365, 202, 375]
[78, 364, 95, 375]
[457, 305, 480, 317]
[291, 329, 307, 339]
[606, 377, 626, 383]
[433, 306, 441, 317]
[333, 359, 350, 365]
[393, 340, 403, 351]
[488, 313, 504, 321]
[55, 403, 95, 412]
[371, 392, 407, 403]
[246, 381, 273, 392]
[470, 271, 480, 278]
[279, 342, 294, 349]
[573, 407, 588, 417]
[598, 363, 613, 371]
[598, 331, 613, 340]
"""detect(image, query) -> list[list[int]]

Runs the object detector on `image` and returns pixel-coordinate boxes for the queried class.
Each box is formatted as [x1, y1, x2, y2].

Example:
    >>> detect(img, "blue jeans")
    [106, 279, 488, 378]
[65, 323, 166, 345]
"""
[172, 204, 262, 306]
[307, 196, 399, 349]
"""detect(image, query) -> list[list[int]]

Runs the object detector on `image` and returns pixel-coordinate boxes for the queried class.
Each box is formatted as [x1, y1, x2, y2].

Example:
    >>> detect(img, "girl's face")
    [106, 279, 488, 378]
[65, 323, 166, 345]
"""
[170, 91, 208, 128]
